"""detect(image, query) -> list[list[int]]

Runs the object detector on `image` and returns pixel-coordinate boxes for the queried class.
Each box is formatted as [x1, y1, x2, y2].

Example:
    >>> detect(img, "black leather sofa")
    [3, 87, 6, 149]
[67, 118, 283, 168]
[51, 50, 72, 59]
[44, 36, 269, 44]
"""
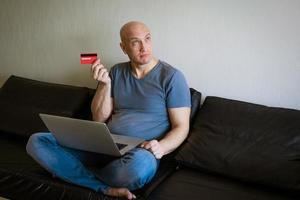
[0, 75, 299, 200]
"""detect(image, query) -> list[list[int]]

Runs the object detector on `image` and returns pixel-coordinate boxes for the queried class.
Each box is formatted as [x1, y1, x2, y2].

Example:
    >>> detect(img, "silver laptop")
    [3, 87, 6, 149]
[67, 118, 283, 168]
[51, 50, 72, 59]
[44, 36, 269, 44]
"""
[39, 113, 145, 157]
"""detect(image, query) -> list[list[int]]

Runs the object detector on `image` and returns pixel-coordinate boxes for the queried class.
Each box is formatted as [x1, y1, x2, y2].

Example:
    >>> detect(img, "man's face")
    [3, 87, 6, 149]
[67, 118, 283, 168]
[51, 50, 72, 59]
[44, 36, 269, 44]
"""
[121, 24, 153, 66]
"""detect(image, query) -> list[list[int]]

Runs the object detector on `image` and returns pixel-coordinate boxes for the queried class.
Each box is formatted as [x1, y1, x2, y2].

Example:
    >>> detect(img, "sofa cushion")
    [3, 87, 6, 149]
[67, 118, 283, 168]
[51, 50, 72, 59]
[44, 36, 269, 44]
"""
[175, 96, 300, 191]
[0, 75, 91, 137]
[148, 167, 299, 200]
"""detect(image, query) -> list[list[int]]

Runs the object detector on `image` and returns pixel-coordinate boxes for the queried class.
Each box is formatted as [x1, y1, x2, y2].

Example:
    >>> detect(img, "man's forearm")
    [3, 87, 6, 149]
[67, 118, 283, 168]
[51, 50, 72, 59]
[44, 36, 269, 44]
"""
[91, 83, 113, 122]
[141, 107, 190, 159]
[159, 125, 189, 155]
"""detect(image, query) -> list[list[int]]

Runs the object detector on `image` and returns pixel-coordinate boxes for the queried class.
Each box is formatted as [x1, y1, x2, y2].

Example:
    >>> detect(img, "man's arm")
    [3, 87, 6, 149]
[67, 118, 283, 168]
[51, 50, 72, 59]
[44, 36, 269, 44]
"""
[90, 58, 113, 122]
[141, 107, 191, 159]
[91, 83, 113, 122]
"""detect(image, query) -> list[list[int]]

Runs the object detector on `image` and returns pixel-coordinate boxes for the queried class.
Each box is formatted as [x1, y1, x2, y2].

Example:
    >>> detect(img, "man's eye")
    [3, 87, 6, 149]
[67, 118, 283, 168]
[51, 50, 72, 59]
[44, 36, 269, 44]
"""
[132, 41, 139, 46]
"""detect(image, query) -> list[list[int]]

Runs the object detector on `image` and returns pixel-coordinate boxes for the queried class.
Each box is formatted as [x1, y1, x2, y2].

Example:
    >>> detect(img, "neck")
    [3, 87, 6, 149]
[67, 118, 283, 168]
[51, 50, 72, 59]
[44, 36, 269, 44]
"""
[130, 58, 158, 79]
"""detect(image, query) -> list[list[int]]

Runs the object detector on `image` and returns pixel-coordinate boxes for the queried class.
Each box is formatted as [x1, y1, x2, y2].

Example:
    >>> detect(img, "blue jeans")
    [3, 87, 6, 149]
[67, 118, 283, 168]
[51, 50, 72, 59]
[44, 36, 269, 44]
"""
[26, 132, 159, 193]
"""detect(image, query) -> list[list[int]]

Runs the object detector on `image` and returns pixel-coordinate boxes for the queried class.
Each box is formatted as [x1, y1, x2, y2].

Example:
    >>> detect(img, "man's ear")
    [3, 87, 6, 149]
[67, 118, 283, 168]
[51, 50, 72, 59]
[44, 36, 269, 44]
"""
[120, 42, 127, 55]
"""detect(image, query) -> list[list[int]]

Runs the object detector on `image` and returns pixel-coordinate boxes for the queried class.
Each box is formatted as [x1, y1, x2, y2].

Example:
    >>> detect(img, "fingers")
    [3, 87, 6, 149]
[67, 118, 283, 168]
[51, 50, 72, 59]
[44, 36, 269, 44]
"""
[91, 59, 103, 76]
[141, 140, 164, 159]
[92, 58, 101, 66]
[91, 59, 100, 73]
[90, 59, 111, 83]
[92, 65, 106, 80]
[141, 140, 157, 149]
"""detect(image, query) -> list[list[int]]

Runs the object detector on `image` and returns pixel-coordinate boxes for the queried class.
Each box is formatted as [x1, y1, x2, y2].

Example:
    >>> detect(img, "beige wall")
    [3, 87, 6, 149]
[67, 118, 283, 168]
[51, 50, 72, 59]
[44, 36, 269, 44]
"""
[1, 0, 300, 109]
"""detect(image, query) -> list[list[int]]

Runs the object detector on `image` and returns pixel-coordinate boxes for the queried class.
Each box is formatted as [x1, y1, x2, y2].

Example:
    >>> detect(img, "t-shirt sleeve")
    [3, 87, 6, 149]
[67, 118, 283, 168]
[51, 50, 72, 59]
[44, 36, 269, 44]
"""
[166, 70, 191, 108]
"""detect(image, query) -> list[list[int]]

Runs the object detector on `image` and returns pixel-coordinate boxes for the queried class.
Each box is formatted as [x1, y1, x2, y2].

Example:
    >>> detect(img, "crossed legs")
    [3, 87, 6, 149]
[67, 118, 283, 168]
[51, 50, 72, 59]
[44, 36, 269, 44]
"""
[26, 132, 159, 199]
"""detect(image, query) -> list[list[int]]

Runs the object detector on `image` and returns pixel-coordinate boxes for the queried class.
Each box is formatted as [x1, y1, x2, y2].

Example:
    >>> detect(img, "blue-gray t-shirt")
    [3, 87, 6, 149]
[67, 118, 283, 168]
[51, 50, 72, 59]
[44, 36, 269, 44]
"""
[107, 60, 191, 140]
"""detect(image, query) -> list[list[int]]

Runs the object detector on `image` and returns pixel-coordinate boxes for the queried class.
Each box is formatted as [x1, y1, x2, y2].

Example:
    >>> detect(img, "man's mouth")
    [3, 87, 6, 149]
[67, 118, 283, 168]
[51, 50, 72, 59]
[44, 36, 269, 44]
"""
[140, 53, 150, 57]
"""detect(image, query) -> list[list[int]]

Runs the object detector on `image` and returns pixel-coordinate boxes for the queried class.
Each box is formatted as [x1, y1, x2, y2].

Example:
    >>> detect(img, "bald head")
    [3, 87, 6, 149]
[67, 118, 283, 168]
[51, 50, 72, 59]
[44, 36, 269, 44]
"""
[119, 21, 154, 67]
[120, 21, 150, 43]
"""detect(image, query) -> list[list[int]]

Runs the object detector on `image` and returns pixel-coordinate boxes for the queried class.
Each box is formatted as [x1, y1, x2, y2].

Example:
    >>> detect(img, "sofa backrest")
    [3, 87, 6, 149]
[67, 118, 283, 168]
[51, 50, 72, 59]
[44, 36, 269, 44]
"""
[0, 75, 202, 139]
[0, 75, 91, 137]
[176, 96, 300, 192]
[189, 88, 201, 124]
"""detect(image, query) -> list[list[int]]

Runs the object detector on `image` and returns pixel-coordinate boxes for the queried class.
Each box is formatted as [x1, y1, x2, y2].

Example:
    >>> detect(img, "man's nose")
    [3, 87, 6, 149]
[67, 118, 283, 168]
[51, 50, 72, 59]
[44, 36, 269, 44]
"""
[140, 41, 146, 52]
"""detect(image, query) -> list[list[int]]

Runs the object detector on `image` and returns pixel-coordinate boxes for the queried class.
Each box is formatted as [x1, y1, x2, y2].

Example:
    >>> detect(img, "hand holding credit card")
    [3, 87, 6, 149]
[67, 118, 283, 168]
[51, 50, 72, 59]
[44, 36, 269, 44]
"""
[80, 53, 97, 64]
[90, 56, 111, 84]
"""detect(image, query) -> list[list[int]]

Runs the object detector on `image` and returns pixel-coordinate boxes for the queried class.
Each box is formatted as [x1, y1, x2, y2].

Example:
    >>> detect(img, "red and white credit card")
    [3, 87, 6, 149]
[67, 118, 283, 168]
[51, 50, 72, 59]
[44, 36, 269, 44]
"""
[80, 53, 97, 64]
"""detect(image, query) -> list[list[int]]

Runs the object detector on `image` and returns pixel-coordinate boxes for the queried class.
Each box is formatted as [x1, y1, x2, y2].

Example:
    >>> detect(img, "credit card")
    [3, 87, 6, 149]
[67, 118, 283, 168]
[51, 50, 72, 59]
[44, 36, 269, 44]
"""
[80, 53, 97, 64]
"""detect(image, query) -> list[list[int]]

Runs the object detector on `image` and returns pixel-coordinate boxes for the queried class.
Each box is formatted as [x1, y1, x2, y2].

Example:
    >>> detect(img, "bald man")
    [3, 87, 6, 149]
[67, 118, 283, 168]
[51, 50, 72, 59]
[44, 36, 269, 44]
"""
[26, 21, 191, 199]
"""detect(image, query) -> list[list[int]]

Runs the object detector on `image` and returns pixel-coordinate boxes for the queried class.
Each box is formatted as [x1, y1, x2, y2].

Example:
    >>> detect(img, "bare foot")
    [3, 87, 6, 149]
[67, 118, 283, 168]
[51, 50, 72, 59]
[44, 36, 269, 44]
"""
[104, 187, 136, 199]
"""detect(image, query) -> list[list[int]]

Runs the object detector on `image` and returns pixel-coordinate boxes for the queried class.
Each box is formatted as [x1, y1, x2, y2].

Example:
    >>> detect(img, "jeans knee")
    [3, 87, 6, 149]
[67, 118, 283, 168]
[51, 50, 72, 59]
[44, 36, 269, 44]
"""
[26, 132, 52, 155]
[131, 150, 158, 188]
[26, 133, 38, 155]
[113, 149, 158, 190]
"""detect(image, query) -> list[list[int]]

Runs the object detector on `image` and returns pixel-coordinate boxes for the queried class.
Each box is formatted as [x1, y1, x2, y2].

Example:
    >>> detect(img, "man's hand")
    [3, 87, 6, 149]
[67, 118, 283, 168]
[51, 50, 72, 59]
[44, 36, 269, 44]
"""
[90, 58, 113, 122]
[91, 58, 111, 84]
[141, 140, 165, 159]
[141, 107, 190, 159]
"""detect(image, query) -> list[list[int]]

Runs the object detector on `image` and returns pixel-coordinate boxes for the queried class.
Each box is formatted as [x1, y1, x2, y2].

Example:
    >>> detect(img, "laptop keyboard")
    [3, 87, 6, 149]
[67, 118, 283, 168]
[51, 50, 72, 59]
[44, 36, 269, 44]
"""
[116, 143, 127, 150]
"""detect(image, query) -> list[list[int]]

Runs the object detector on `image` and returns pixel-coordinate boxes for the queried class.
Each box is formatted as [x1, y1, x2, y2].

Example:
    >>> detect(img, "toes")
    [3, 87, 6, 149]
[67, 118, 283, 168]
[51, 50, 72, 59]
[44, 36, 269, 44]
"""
[104, 187, 136, 199]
